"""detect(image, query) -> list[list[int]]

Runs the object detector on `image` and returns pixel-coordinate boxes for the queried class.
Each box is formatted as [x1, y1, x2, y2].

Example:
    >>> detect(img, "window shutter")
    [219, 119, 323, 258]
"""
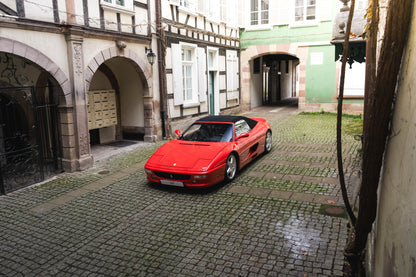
[197, 47, 207, 102]
[172, 44, 183, 106]
[226, 58, 233, 91]
[233, 58, 239, 91]
[277, 0, 290, 25]
[226, 50, 237, 91]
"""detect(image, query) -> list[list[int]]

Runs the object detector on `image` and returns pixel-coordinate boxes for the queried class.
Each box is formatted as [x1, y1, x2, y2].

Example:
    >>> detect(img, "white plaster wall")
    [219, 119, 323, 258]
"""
[89, 70, 112, 90]
[250, 71, 262, 108]
[83, 38, 150, 75]
[24, 0, 55, 22]
[374, 6, 416, 276]
[86, 0, 101, 28]
[281, 61, 293, 99]
[2, 0, 16, 11]
[107, 60, 145, 127]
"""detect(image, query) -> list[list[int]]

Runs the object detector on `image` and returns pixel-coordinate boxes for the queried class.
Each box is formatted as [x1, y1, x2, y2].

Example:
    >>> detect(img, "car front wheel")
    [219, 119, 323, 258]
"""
[225, 153, 237, 181]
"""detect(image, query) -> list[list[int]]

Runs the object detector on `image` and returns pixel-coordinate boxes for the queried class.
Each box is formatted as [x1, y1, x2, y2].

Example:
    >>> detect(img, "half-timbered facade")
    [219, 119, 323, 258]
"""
[0, 0, 157, 192]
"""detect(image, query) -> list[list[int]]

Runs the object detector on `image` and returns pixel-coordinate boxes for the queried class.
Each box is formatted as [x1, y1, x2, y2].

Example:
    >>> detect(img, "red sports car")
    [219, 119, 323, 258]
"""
[144, 115, 272, 188]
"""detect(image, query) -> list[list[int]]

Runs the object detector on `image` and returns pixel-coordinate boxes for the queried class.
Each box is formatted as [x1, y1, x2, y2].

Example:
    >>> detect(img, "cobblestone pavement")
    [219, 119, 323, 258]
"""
[0, 105, 362, 276]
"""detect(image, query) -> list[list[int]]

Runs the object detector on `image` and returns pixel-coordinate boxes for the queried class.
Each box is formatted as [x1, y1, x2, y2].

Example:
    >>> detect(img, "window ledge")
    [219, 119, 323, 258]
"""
[289, 20, 319, 28]
[244, 24, 273, 31]
[338, 95, 364, 100]
[183, 102, 200, 108]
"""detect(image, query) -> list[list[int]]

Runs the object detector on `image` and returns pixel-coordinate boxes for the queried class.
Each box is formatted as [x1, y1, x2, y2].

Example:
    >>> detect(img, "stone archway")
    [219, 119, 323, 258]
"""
[241, 45, 302, 109]
[0, 38, 73, 191]
[0, 37, 71, 105]
[85, 47, 155, 142]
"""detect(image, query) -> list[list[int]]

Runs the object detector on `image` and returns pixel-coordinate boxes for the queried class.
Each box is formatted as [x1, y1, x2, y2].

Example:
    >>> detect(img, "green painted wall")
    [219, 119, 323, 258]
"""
[306, 45, 336, 103]
[240, 21, 333, 49]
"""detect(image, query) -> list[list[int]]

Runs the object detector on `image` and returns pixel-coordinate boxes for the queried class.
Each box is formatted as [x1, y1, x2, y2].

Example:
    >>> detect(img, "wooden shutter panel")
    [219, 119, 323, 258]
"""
[319, 0, 333, 21]
[277, 0, 290, 25]
[197, 47, 207, 102]
[172, 44, 183, 106]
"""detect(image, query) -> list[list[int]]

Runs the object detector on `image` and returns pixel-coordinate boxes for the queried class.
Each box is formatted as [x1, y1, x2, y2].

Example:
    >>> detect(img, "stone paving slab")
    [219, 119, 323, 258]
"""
[0, 106, 361, 276]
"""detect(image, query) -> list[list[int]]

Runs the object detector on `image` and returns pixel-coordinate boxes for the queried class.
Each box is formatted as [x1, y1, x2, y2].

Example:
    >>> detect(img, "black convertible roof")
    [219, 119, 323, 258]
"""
[196, 115, 258, 129]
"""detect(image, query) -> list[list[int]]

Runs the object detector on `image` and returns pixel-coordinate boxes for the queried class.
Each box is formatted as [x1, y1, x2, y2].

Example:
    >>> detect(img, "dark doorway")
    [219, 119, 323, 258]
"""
[261, 54, 299, 105]
[0, 86, 62, 194]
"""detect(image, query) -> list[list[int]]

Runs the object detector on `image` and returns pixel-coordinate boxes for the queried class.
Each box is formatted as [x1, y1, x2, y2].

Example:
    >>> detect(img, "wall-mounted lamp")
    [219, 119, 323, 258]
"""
[145, 47, 156, 65]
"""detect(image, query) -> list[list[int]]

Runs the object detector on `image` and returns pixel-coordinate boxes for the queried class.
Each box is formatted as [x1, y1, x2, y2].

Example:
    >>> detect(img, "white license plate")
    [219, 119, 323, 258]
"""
[161, 180, 184, 187]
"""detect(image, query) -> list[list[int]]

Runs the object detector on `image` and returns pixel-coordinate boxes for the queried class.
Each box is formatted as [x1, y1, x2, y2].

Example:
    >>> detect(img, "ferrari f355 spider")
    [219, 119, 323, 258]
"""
[144, 115, 272, 188]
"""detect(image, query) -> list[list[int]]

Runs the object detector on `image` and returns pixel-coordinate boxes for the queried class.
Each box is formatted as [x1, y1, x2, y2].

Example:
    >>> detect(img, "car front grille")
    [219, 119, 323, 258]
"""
[154, 171, 191, 180]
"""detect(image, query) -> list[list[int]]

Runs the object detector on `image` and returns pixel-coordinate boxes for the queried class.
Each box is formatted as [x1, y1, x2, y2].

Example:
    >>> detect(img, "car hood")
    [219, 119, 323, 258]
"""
[146, 140, 229, 171]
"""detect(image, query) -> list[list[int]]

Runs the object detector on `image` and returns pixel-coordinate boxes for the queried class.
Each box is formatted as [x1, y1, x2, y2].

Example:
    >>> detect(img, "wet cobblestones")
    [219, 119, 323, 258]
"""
[0, 106, 362, 276]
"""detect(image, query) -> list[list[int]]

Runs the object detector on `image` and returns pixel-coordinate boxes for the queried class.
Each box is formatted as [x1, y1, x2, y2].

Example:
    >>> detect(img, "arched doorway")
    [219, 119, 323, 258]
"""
[251, 53, 300, 108]
[0, 53, 63, 194]
[86, 53, 152, 150]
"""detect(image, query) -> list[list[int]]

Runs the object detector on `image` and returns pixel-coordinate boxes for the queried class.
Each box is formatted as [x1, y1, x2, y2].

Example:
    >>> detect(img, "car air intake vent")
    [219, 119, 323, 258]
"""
[154, 171, 191, 180]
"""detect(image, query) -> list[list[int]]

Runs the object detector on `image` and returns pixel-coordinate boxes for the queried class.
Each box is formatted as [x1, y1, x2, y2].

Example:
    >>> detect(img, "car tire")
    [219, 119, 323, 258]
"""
[225, 153, 238, 181]
[264, 130, 272, 153]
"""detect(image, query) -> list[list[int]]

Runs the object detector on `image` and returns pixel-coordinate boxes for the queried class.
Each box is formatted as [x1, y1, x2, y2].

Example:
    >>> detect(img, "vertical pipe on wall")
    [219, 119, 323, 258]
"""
[155, 0, 168, 139]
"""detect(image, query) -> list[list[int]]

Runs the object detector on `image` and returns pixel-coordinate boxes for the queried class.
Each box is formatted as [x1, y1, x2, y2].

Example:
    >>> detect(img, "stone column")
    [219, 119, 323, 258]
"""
[65, 28, 93, 171]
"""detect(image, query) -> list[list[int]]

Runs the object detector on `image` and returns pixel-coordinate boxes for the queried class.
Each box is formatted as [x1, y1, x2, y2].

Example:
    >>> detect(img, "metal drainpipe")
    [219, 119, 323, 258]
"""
[155, 0, 167, 139]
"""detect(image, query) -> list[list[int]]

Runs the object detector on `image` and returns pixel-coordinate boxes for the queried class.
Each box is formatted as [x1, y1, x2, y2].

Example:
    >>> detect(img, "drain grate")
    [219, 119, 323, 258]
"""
[319, 204, 348, 219]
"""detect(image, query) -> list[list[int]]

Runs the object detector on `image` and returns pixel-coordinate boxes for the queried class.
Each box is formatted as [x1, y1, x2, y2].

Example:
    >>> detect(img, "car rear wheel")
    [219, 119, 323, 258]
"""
[264, 130, 272, 153]
[225, 153, 237, 181]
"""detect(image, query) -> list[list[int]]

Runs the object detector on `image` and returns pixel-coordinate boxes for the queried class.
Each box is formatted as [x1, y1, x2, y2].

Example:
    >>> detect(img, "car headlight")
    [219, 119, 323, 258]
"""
[144, 169, 152, 174]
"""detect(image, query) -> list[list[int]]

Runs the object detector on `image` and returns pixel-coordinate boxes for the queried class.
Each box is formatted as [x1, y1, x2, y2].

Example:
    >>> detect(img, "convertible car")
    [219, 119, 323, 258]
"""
[144, 115, 272, 188]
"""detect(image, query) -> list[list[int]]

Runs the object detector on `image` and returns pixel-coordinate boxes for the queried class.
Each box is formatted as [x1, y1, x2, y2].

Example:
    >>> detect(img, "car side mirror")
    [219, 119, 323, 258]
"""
[236, 132, 249, 140]
[175, 129, 181, 137]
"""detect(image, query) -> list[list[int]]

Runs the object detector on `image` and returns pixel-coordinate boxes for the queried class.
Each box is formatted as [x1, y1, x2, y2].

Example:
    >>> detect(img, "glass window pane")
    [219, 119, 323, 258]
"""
[261, 11, 268, 24]
[208, 52, 214, 67]
[261, 0, 269, 10]
[306, 6, 315, 20]
[295, 7, 304, 21]
[251, 12, 258, 25]
[183, 65, 192, 101]
[251, 0, 258, 12]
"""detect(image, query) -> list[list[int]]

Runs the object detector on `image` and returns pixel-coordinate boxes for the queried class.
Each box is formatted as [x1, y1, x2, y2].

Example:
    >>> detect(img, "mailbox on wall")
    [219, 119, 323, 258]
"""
[88, 90, 118, 130]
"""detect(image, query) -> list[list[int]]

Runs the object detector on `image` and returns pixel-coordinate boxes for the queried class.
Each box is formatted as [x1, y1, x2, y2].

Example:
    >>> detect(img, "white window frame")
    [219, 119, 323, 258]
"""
[181, 43, 199, 107]
[249, 0, 270, 26]
[100, 0, 134, 15]
[290, 0, 318, 27]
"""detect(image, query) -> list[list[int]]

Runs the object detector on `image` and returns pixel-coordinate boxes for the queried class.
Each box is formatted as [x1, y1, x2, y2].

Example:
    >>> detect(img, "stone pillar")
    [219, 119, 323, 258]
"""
[65, 28, 93, 171]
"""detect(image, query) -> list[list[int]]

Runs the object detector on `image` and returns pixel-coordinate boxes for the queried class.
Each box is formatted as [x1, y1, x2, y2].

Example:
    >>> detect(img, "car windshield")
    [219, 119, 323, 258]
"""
[179, 123, 234, 142]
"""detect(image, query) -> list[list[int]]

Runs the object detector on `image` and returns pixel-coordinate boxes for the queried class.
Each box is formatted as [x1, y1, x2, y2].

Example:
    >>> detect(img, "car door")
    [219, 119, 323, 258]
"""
[234, 119, 254, 168]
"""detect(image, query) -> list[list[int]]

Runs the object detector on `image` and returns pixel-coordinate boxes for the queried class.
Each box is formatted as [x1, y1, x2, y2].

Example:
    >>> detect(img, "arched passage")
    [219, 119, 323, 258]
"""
[250, 53, 300, 108]
[0, 38, 70, 193]
[85, 48, 155, 146]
